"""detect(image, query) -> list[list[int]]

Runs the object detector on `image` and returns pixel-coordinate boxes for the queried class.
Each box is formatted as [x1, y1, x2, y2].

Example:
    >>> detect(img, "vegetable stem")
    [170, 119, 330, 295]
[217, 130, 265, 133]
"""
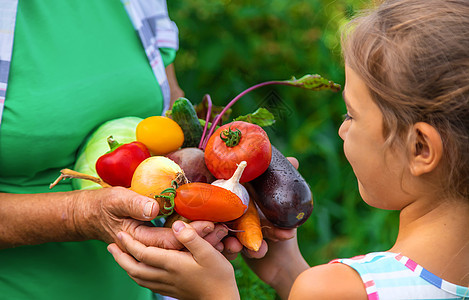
[228, 161, 247, 185]
[107, 136, 122, 152]
[198, 94, 213, 149]
[155, 186, 177, 216]
[49, 169, 111, 189]
[220, 126, 242, 147]
[200, 74, 341, 149]
[201, 81, 288, 149]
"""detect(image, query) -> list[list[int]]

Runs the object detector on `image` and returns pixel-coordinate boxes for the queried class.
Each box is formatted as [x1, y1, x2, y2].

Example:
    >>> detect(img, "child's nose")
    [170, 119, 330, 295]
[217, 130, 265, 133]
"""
[338, 121, 349, 140]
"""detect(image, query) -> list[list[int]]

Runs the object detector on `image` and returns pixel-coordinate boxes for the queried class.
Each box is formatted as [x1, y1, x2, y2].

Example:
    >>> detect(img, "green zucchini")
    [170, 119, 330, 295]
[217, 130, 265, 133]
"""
[171, 97, 204, 148]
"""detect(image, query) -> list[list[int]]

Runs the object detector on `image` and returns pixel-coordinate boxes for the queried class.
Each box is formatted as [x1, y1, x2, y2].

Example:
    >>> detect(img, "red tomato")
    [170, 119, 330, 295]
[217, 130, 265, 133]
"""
[174, 182, 247, 222]
[204, 121, 272, 182]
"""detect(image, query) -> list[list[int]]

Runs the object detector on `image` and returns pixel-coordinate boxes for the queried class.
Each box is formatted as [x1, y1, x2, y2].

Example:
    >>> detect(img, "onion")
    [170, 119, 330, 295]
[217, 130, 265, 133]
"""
[131, 156, 188, 215]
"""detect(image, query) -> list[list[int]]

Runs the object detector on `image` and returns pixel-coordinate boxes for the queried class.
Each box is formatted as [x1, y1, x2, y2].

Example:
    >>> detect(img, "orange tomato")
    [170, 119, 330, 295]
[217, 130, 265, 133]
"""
[174, 182, 247, 222]
[136, 116, 184, 155]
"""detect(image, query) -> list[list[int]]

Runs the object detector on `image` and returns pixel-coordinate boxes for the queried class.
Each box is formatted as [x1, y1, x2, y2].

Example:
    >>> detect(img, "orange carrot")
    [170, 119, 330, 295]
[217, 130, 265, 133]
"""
[233, 198, 263, 251]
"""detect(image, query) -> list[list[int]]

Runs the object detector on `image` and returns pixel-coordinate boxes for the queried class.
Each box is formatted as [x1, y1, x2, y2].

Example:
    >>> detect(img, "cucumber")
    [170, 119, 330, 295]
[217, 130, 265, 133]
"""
[171, 97, 204, 148]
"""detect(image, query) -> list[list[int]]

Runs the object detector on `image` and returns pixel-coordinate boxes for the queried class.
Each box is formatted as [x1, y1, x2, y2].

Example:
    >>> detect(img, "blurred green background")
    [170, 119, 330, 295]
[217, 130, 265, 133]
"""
[167, 0, 399, 298]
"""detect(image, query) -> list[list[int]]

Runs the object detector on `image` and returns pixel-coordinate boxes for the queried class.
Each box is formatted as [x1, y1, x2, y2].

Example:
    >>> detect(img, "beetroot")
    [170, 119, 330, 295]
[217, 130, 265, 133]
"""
[166, 147, 216, 183]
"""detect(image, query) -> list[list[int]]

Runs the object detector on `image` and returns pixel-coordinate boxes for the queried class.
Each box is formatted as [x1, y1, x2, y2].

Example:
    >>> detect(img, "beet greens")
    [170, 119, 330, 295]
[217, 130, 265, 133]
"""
[198, 74, 341, 149]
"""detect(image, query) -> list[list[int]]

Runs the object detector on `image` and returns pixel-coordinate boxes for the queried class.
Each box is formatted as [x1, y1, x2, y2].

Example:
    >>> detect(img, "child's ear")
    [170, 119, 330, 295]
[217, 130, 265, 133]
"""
[409, 122, 443, 176]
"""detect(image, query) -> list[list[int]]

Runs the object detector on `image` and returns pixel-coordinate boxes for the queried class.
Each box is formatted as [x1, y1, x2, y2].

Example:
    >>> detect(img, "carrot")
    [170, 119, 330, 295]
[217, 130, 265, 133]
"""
[233, 198, 263, 251]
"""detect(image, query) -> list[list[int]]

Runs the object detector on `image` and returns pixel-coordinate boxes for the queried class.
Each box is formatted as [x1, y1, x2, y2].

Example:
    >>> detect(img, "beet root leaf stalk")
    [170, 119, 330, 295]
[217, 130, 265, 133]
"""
[198, 94, 213, 149]
[199, 74, 341, 150]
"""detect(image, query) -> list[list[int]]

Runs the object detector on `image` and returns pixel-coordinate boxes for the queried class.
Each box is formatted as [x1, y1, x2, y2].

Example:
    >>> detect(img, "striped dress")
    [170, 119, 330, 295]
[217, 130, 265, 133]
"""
[330, 252, 469, 299]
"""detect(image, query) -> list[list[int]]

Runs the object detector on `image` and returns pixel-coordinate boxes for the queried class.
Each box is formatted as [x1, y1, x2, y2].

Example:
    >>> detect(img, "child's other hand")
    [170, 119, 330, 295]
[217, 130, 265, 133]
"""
[107, 221, 239, 300]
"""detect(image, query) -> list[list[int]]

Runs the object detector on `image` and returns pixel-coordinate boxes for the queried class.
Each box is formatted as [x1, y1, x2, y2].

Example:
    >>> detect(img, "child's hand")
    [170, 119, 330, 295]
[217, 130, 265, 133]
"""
[107, 221, 240, 300]
[131, 220, 228, 252]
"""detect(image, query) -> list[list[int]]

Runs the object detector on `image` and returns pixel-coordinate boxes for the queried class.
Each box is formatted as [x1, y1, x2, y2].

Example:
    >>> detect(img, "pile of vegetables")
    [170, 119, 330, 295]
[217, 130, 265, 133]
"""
[50, 74, 340, 251]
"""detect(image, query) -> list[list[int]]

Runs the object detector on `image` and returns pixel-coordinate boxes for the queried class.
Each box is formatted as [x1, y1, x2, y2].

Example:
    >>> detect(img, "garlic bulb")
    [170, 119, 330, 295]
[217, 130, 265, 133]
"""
[211, 161, 250, 209]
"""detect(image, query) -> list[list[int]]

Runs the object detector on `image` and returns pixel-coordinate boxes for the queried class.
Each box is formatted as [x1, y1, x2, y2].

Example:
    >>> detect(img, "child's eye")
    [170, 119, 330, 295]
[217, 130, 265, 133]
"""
[342, 112, 352, 121]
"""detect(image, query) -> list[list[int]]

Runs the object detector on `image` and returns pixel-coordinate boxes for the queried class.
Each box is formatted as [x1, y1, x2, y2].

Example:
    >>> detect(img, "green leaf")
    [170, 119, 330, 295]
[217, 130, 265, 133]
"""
[199, 119, 220, 131]
[233, 107, 276, 127]
[285, 74, 341, 92]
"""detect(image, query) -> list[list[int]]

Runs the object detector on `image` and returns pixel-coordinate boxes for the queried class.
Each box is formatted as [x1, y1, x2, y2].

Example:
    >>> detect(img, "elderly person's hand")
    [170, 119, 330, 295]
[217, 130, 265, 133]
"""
[72, 187, 227, 250]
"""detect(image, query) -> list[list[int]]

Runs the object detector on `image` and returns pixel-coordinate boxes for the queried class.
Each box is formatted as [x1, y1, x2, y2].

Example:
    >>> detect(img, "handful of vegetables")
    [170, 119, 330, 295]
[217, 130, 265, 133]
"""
[51, 74, 340, 251]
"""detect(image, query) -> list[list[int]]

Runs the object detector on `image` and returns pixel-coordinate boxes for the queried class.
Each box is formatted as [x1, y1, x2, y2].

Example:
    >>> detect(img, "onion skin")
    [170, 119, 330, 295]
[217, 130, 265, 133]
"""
[130, 156, 187, 215]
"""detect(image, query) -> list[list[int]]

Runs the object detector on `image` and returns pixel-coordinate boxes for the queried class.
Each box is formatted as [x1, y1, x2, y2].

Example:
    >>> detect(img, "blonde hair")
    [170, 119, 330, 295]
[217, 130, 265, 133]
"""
[341, 0, 469, 199]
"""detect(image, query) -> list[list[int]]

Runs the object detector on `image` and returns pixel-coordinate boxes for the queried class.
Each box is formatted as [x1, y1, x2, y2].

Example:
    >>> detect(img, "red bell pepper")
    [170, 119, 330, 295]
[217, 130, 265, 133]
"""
[95, 136, 151, 187]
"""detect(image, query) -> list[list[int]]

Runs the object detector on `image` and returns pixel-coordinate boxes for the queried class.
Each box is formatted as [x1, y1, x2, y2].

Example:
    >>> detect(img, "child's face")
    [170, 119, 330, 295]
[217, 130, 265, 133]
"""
[339, 66, 412, 210]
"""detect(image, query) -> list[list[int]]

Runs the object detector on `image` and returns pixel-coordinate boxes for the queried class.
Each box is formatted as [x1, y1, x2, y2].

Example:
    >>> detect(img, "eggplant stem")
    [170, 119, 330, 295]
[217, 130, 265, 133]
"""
[49, 168, 111, 189]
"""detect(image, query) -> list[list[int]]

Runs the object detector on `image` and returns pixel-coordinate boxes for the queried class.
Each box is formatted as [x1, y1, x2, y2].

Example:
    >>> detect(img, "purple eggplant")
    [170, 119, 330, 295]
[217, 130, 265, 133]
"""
[250, 146, 313, 228]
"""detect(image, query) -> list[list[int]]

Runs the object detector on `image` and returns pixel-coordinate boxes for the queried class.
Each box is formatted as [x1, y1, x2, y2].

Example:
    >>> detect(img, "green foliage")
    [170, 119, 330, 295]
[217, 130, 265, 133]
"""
[168, 0, 399, 298]
[231, 256, 278, 300]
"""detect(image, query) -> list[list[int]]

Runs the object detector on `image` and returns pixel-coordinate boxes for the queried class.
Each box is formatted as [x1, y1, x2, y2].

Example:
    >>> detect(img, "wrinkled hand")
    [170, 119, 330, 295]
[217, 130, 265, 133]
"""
[107, 221, 239, 300]
[73, 187, 226, 250]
